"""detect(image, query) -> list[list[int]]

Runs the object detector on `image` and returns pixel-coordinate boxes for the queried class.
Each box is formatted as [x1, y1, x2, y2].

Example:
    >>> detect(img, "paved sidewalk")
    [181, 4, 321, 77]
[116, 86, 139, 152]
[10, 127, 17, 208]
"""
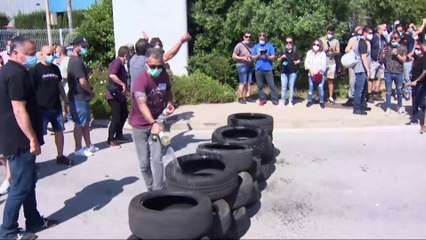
[164, 99, 416, 131]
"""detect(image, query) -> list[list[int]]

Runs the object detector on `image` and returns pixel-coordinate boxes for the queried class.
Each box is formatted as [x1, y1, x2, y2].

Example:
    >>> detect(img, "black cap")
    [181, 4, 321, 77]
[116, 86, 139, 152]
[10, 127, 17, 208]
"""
[72, 37, 88, 47]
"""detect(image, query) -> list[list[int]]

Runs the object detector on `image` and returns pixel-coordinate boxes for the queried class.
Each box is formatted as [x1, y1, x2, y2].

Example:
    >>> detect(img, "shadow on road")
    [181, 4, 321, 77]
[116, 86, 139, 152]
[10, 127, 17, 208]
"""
[164, 111, 194, 131]
[47, 176, 138, 225]
[171, 130, 211, 152]
[37, 155, 88, 180]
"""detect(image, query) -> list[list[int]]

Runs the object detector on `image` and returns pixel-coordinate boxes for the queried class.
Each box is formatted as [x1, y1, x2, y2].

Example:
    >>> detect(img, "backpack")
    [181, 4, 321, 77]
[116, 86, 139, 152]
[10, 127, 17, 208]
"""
[341, 39, 361, 68]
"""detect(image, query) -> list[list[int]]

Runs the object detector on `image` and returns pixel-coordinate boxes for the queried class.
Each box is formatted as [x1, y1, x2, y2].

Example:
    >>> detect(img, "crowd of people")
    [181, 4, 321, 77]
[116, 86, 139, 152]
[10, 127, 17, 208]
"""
[0, 17, 425, 239]
[232, 19, 426, 124]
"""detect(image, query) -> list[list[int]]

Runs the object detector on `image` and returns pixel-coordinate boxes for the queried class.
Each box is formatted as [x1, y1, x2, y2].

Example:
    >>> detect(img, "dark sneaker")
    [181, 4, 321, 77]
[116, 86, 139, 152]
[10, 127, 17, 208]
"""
[373, 92, 384, 101]
[56, 156, 73, 166]
[26, 217, 58, 233]
[320, 103, 325, 109]
[107, 140, 121, 149]
[114, 135, 130, 142]
[362, 106, 372, 111]
[353, 110, 368, 115]
[367, 95, 374, 103]
[238, 98, 246, 104]
[306, 102, 313, 108]
[246, 97, 255, 103]
[14, 229, 38, 240]
[272, 101, 279, 106]
[342, 98, 354, 107]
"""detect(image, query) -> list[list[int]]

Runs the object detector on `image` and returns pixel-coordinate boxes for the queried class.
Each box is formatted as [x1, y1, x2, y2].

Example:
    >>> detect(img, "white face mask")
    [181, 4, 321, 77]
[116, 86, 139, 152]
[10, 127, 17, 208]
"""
[415, 49, 422, 56]
[413, 35, 419, 40]
[367, 34, 373, 41]
[5, 46, 10, 54]
[327, 34, 334, 40]
[313, 45, 320, 52]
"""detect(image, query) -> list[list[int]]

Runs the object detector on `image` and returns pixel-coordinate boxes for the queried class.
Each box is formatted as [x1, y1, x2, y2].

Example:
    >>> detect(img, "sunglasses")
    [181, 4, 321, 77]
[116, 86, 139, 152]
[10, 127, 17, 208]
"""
[244, 36, 251, 39]
[392, 37, 400, 41]
[286, 41, 293, 44]
[148, 64, 163, 69]
[259, 34, 267, 37]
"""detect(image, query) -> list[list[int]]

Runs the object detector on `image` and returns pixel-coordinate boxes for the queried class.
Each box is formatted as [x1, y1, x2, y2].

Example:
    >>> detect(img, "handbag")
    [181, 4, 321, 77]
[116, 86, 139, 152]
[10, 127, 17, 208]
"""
[106, 80, 121, 95]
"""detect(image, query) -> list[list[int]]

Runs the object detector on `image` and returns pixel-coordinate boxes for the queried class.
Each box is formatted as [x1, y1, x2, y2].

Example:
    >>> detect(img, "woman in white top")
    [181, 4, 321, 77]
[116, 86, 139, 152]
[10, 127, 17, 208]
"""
[305, 39, 328, 108]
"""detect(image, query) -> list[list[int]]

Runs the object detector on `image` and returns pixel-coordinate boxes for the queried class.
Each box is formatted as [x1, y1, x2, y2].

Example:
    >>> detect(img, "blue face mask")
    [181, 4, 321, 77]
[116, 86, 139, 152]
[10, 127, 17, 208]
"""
[45, 55, 54, 65]
[391, 41, 399, 48]
[54, 53, 60, 58]
[80, 48, 88, 56]
[356, 35, 362, 40]
[148, 67, 163, 78]
[259, 40, 266, 45]
[24, 55, 37, 69]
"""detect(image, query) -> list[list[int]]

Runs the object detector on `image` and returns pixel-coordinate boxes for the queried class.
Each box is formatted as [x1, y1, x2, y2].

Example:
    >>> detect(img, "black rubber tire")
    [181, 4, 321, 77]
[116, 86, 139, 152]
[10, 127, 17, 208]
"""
[128, 190, 212, 239]
[196, 143, 253, 172]
[211, 125, 273, 163]
[223, 207, 251, 239]
[227, 113, 274, 140]
[224, 172, 254, 210]
[165, 153, 238, 201]
[207, 199, 232, 239]
[246, 181, 261, 207]
[261, 161, 275, 181]
[247, 156, 261, 181]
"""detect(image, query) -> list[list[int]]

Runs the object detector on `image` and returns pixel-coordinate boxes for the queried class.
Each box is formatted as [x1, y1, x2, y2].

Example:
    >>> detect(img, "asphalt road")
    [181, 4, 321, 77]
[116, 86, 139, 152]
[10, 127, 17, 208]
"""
[0, 124, 425, 239]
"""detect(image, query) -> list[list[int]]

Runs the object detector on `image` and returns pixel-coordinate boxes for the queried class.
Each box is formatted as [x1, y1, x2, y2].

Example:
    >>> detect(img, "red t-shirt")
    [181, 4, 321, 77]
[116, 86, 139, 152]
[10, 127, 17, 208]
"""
[129, 70, 171, 128]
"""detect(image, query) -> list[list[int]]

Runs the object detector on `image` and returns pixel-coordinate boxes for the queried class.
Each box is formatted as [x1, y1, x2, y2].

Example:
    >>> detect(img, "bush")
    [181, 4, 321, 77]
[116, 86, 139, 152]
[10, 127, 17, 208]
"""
[187, 52, 238, 89]
[172, 71, 236, 106]
[14, 10, 85, 29]
[89, 68, 110, 119]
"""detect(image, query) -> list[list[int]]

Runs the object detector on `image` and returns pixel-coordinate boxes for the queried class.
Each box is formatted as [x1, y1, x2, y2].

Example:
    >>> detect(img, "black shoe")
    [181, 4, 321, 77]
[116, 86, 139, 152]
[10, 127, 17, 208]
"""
[367, 95, 374, 103]
[342, 98, 354, 107]
[362, 107, 372, 111]
[107, 140, 122, 148]
[26, 217, 58, 233]
[353, 110, 368, 115]
[306, 102, 313, 108]
[246, 97, 255, 103]
[320, 103, 325, 109]
[238, 98, 246, 104]
[12, 229, 38, 240]
[373, 92, 384, 101]
[114, 135, 130, 142]
[56, 156, 73, 166]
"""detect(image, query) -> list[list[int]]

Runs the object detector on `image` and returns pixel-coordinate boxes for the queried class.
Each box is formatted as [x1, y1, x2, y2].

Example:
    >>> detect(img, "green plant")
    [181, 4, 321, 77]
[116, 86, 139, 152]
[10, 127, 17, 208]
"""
[0, 12, 10, 27]
[14, 10, 85, 29]
[89, 68, 110, 119]
[187, 52, 238, 88]
[172, 71, 236, 106]
[76, 0, 114, 69]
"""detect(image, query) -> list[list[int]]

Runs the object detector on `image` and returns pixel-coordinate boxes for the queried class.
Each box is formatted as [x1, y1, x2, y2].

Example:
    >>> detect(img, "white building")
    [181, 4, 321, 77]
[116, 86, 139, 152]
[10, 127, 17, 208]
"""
[112, 0, 188, 75]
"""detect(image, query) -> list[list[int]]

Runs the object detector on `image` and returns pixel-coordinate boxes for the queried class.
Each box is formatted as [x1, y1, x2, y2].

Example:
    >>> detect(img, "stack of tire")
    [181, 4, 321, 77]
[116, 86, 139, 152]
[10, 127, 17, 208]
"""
[128, 113, 275, 239]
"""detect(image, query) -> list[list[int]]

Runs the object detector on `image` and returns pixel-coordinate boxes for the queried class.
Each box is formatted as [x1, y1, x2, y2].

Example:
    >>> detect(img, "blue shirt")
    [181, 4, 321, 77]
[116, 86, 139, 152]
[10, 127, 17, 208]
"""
[252, 42, 276, 71]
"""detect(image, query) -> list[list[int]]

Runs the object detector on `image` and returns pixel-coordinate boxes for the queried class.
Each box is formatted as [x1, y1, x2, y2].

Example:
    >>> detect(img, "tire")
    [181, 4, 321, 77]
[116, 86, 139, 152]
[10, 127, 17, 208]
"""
[211, 125, 273, 163]
[247, 156, 261, 181]
[223, 207, 251, 239]
[197, 143, 253, 172]
[246, 181, 261, 207]
[128, 191, 212, 239]
[207, 199, 232, 239]
[224, 172, 254, 210]
[165, 153, 238, 201]
[260, 162, 275, 181]
[227, 113, 274, 140]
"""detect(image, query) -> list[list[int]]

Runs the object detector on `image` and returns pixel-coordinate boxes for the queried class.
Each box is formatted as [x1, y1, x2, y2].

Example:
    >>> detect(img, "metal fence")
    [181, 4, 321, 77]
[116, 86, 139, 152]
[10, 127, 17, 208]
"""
[0, 28, 76, 51]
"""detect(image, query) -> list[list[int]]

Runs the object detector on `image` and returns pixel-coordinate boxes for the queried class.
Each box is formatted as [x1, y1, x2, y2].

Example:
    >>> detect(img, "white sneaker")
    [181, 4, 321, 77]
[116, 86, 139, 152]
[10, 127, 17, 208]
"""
[385, 108, 391, 116]
[87, 145, 99, 153]
[289, 102, 294, 108]
[328, 97, 335, 104]
[0, 179, 10, 195]
[397, 107, 407, 115]
[278, 102, 285, 107]
[74, 147, 94, 157]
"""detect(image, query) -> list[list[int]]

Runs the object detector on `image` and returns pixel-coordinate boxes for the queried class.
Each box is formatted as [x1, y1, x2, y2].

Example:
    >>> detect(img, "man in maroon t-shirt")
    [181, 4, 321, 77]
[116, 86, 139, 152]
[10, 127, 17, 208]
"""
[130, 48, 173, 191]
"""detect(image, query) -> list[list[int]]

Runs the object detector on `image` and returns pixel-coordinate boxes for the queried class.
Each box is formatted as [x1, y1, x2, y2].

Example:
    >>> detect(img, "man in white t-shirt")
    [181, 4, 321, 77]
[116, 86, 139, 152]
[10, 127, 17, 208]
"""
[54, 45, 71, 120]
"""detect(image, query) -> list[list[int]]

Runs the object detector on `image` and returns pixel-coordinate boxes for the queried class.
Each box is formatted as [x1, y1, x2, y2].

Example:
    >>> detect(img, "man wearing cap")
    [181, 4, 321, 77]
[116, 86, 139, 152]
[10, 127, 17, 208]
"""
[68, 37, 99, 157]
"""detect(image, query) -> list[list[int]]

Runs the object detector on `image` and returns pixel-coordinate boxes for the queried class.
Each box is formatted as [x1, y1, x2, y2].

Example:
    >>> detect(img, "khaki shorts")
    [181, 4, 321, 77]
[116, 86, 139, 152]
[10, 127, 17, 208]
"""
[325, 64, 336, 79]
[369, 60, 384, 79]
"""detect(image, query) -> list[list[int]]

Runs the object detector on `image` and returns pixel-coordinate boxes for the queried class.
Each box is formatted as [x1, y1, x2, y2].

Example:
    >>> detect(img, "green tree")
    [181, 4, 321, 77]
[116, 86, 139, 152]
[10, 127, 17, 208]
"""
[0, 12, 10, 27]
[75, 0, 114, 68]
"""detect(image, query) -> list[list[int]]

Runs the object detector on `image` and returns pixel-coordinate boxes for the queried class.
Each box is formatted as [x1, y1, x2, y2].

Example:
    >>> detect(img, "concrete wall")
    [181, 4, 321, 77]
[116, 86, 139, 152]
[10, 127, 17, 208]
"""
[112, 0, 188, 75]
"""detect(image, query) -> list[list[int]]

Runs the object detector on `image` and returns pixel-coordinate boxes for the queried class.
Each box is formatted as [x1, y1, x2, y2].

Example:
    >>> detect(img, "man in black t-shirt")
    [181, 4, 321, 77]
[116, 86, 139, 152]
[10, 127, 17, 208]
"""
[410, 40, 426, 128]
[67, 37, 99, 157]
[31, 45, 72, 165]
[0, 36, 57, 239]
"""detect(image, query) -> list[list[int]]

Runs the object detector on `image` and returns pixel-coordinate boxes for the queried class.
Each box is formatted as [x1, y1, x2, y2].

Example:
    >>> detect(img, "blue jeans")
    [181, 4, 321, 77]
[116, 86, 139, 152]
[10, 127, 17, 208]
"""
[280, 72, 298, 104]
[0, 151, 42, 238]
[307, 74, 325, 103]
[384, 72, 403, 109]
[354, 72, 367, 111]
[236, 65, 253, 84]
[255, 70, 278, 102]
[70, 100, 91, 126]
[42, 108, 65, 135]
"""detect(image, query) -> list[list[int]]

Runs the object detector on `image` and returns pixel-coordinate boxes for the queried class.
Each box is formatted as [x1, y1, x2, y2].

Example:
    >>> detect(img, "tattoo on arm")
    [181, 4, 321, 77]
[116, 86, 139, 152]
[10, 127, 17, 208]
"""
[135, 92, 147, 103]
